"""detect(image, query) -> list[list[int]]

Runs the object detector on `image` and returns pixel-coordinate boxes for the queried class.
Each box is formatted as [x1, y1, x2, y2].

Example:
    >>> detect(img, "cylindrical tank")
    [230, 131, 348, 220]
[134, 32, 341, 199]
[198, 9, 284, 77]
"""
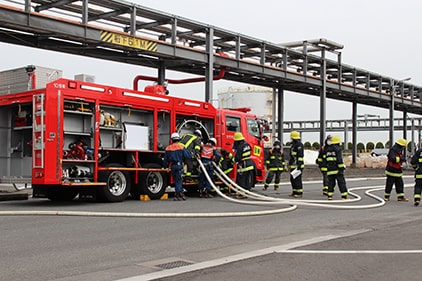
[217, 86, 273, 119]
[218, 86, 275, 147]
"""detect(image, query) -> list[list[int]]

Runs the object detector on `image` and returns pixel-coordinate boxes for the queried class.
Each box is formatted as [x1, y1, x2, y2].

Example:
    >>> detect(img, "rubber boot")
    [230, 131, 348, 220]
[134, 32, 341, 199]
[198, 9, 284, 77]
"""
[173, 193, 180, 201]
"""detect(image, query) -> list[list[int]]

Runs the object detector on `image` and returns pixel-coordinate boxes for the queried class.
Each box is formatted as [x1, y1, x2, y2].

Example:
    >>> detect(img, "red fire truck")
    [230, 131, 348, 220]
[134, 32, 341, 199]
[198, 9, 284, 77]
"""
[0, 66, 266, 202]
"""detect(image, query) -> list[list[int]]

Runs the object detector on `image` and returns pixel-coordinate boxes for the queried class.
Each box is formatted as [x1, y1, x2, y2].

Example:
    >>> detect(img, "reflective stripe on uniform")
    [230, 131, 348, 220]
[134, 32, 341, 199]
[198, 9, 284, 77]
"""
[385, 170, 403, 177]
[238, 165, 254, 173]
[327, 170, 339, 175]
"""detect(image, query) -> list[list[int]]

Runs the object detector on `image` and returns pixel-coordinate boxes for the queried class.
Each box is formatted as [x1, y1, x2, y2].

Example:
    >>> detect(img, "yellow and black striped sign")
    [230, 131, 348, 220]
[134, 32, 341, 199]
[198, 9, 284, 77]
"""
[100, 31, 157, 52]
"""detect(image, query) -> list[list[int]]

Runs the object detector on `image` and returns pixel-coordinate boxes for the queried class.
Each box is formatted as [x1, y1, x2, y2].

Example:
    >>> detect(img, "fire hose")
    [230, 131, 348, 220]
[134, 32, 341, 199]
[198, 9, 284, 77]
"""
[209, 161, 386, 209]
[0, 161, 389, 218]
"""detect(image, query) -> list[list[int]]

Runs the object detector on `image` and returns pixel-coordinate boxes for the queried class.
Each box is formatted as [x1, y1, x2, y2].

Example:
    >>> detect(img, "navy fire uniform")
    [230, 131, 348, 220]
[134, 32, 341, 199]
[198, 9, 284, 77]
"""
[411, 148, 422, 206]
[263, 140, 285, 191]
[323, 136, 348, 200]
[164, 133, 192, 200]
[384, 138, 408, 202]
[289, 131, 304, 197]
[233, 132, 255, 190]
[179, 130, 202, 178]
[316, 135, 332, 196]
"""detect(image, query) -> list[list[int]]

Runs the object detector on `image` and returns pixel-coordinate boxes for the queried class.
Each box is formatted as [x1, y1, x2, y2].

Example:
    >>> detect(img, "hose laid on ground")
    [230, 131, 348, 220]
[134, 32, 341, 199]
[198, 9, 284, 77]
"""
[210, 162, 387, 209]
[0, 160, 393, 218]
[212, 162, 363, 203]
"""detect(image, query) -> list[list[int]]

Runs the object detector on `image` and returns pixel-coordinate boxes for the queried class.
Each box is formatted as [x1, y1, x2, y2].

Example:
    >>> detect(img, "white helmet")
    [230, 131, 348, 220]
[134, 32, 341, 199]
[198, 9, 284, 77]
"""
[209, 138, 217, 146]
[194, 129, 202, 137]
[171, 132, 180, 141]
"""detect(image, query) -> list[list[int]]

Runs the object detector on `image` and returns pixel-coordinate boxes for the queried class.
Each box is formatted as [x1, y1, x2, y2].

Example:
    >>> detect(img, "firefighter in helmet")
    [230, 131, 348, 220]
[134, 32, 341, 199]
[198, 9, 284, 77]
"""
[410, 145, 422, 206]
[163, 132, 192, 201]
[199, 137, 220, 198]
[179, 129, 202, 180]
[232, 132, 255, 190]
[263, 139, 285, 191]
[216, 146, 235, 193]
[288, 131, 304, 198]
[384, 138, 408, 202]
[323, 135, 348, 200]
[316, 134, 332, 196]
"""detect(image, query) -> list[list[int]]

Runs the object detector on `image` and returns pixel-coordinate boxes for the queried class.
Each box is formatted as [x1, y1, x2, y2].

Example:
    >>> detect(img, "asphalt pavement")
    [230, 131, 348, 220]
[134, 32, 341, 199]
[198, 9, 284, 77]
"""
[1, 171, 421, 281]
[132, 217, 422, 281]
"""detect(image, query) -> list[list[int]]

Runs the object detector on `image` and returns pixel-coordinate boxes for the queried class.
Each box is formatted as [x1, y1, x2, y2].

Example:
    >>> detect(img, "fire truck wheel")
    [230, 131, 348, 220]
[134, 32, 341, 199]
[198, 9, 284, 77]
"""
[98, 163, 131, 202]
[46, 187, 79, 201]
[134, 163, 168, 200]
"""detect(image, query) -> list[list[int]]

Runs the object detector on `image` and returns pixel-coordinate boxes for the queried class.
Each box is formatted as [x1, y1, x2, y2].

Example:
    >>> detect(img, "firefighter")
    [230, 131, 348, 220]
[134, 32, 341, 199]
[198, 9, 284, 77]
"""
[180, 129, 202, 180]
[232, 132, 255, 190]
[163, 132, 192, 201]
[324, 135, 348, 200]
[288, 131, 304, 198]
[199, 138, 220, 198]
[217, 147, 235, 193]
[218, 147, 234, 175]
[410, 147, 422, 206]
[316, 135, 332, 196]
[263, 139, 285, 191]
[384, 138, 408, 202]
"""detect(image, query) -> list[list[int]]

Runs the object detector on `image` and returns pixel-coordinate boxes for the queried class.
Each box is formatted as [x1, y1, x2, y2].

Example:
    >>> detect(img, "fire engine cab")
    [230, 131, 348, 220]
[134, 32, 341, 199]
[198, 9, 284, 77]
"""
[0, 65, 266, 202]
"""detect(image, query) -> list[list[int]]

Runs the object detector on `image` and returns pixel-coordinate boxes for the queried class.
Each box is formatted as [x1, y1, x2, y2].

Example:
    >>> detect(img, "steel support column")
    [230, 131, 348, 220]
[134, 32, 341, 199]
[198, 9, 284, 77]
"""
[403, 110, 408, 158]
[205, 27, 214, 103]
[389, 82, 395, 148]
[343, 125, 348, 151]
[319, 48, 327, 145]
[278, 87, 284, 145]
[171, 18, 177, 45]
[352, 101, 358, 167]
[272, 88, 277, 141]
[411, 117, 415, 153]
[25, 0, 31, 13]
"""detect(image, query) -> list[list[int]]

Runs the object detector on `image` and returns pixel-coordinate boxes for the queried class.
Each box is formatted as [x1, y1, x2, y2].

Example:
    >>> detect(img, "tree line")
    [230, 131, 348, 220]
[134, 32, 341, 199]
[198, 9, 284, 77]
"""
[283, 141, 417, 152]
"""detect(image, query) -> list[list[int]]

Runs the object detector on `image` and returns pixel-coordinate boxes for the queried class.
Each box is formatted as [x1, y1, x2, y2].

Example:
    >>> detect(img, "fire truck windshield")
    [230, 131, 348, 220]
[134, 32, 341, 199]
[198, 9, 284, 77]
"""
[247, 118, 260, 139]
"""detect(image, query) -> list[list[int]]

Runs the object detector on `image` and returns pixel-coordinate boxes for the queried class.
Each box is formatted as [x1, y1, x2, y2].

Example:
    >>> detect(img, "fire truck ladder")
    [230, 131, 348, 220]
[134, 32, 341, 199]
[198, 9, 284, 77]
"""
[32, 94, 45, 169]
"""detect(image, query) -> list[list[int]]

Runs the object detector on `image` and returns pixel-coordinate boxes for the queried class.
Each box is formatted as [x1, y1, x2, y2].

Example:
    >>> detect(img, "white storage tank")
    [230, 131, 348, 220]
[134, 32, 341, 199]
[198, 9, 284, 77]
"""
[217, 86, 274, 119]
[218, 86, 275, 147]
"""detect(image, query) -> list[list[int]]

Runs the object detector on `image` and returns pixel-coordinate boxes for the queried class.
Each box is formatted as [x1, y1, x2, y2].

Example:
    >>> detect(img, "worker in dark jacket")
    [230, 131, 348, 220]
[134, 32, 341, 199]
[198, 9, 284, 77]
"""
[263, 139, 285, 191]
[232, 132, 255, 191]
[316, 135, 332, 196]
[289, 131, 304, 198]
[324, 135, 348, 200]
[217, 147, 234, 193]
[164, 132, 192, 201]
[411, 148, 422, 206]
[384, 138, 408, 202]
[199, 137, 220, 198]
[179, 129, 202, 179]
[218, 147, 234, 175]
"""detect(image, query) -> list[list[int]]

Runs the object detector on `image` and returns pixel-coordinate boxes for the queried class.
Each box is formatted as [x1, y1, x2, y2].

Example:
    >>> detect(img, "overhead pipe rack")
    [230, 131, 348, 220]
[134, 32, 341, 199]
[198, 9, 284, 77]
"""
[0, 0, 420, 112]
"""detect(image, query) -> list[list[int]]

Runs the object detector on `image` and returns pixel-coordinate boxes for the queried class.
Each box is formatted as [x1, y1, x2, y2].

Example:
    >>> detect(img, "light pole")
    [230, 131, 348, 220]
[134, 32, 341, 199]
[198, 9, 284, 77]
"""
[389, 77, 411, 148]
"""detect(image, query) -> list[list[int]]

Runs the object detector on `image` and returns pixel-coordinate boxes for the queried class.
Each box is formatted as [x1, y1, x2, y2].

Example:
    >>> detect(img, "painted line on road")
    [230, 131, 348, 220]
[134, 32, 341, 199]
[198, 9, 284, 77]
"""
[115, 229, 369, 281]
[281, 249, 422, 254]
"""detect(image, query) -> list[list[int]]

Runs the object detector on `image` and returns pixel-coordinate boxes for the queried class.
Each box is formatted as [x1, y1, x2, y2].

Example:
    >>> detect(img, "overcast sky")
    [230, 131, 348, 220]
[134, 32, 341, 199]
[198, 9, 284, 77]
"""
[1, 0, 421, 143]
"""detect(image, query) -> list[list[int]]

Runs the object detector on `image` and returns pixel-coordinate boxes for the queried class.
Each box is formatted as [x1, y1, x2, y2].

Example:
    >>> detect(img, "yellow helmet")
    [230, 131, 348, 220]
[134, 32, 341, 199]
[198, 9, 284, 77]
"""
[331, 135, 341, 144]
[290, 131, 300, 140]
[234, 132, 244, 141]
[396, 138, 407, 147]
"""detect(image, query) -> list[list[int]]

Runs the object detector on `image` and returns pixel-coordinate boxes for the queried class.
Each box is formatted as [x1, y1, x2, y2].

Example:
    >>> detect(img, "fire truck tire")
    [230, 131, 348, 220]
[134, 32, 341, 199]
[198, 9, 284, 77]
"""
[46, 187, 79, 201]
[98, 163, 131, 202]
[134, 163, 168, 200]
